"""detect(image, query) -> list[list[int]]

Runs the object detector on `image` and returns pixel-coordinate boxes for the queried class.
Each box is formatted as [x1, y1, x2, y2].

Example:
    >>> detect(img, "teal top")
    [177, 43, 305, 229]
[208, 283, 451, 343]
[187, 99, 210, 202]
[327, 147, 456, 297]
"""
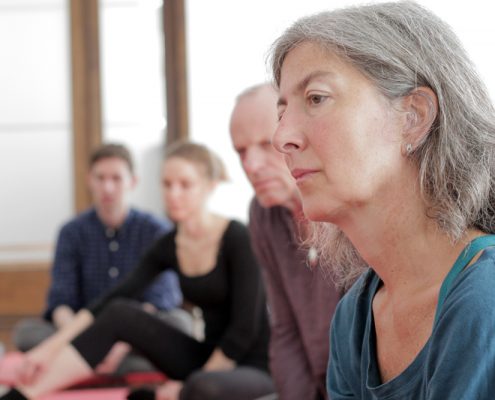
[328, 235, 495, 400]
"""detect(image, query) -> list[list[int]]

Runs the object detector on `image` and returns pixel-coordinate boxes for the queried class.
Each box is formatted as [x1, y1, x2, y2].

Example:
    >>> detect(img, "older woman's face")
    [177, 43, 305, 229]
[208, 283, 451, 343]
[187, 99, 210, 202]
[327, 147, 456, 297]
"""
[273, 42, 405, 224]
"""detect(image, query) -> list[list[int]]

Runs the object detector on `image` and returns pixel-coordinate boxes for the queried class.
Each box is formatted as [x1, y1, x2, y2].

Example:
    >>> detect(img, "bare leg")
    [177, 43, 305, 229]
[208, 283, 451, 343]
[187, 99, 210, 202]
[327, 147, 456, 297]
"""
[19, 345, 92, 399]
[95, 341, 131, 374]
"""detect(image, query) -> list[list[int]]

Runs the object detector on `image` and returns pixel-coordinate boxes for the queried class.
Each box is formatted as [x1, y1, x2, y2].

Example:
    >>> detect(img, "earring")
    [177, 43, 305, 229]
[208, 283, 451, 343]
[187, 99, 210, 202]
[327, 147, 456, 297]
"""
[405, 143, 413, 155]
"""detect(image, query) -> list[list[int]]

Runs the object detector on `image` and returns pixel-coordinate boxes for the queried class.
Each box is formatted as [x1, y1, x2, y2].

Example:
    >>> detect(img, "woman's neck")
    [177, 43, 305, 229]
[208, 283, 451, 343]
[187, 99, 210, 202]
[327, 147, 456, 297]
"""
[177, 211, 217, 238]
[342, 200, 481, 297]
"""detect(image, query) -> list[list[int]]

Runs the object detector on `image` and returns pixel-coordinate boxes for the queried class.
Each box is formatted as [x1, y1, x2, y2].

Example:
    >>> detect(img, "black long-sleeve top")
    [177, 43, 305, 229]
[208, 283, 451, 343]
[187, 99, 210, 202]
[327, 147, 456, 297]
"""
[89, 220, 270, 370]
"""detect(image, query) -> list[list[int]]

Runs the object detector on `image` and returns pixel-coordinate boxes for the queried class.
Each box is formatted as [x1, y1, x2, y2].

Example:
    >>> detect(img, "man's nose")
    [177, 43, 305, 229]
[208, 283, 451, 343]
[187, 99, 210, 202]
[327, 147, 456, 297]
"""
[242, 147, 264, 175]
[102, 179, 115, 192]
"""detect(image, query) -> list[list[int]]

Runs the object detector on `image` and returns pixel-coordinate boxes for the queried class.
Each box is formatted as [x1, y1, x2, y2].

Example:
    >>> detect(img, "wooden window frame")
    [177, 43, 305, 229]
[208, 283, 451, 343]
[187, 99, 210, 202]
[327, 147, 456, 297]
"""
[70, 0, 188, 212]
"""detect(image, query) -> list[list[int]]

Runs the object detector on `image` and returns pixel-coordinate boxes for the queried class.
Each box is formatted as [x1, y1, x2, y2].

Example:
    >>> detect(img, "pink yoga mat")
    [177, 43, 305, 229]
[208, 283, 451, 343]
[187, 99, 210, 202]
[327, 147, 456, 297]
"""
[0, 351, 166, 398]
[0, 352, 23, 385]
[39, 387, 129, 400]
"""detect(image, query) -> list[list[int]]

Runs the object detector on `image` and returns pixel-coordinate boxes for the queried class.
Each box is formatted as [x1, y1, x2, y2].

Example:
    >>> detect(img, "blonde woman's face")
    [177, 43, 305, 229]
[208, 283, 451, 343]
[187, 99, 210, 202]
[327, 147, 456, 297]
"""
[161, 157, 212, 222]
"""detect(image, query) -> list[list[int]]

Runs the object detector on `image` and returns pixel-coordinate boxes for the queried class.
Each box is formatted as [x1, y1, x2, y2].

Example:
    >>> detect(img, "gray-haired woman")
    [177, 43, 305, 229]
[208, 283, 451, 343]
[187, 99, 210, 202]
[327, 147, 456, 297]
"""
[270, 1, 495, 399]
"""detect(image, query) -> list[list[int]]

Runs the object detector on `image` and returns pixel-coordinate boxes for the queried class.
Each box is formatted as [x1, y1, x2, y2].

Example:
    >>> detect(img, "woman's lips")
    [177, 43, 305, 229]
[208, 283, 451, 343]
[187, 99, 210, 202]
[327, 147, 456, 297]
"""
[291, 168, 319, 183]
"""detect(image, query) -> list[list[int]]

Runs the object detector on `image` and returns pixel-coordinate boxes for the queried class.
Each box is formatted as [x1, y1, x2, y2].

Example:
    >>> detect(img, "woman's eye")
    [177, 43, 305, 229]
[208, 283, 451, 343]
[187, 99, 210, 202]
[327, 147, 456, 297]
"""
[261, 140, 272, 149]
[309, 94, 325, 105]
[237, 149, 246, 160]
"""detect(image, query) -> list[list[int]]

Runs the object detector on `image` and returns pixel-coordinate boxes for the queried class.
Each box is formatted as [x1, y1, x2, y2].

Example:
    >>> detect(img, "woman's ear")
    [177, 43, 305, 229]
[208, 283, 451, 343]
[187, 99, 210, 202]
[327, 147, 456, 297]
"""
[208, 180, 219, 193]
[401, 86, 438, 151]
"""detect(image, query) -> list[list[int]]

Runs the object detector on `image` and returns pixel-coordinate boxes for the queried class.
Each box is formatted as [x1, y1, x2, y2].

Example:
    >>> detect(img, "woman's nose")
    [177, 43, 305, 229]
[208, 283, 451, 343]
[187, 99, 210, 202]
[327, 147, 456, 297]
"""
[165, 185, 180, 199]
[272, 117, 305, 155]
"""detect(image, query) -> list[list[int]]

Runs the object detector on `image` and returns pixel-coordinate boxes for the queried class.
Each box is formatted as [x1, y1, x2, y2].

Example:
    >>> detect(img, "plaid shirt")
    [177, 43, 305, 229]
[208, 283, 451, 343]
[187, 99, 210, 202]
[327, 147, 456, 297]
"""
[44, 208, 181, 320]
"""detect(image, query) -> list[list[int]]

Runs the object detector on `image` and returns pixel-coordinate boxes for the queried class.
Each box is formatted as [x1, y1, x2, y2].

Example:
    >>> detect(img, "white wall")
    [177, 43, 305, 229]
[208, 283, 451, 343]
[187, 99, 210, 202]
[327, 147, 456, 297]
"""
[186, 0, 495, 222]
[0, 0, 72, 261]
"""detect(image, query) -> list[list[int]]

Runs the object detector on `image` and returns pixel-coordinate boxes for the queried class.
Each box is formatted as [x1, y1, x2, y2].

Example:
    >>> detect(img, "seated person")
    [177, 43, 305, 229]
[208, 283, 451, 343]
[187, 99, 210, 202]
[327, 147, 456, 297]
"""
[230, 83, 342, 399]
[270, 3, 495, 399]
[13, 143, 187, 373]
[1, 141, 274, 400]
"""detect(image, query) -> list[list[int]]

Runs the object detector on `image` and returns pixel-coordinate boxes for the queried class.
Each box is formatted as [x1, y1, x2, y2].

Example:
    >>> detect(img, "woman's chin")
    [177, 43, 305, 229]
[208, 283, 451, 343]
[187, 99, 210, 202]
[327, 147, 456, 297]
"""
[167, 211, 187, 222]
[302, 202, 344, 224]
[302, 208, 330, 223]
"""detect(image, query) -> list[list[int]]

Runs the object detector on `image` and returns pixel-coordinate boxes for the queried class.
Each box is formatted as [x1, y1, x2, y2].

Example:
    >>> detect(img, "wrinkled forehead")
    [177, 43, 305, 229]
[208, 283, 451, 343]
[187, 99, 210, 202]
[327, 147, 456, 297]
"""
[277, 41, 380, 106]
[279, 41, 349, 77]
[231, 96, 278, 143]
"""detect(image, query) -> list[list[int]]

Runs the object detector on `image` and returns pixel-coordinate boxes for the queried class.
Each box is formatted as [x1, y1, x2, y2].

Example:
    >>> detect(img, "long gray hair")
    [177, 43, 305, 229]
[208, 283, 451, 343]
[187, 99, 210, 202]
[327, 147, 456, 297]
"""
[270, 1, 495, 289]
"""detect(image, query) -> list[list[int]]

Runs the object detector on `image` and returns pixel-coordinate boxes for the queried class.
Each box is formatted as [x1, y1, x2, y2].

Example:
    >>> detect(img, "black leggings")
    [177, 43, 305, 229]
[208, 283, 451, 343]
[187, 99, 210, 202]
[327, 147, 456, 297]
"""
[179, 368, 275, 400]
[129, 368, 275, 400]
[72, 299, 275, 399]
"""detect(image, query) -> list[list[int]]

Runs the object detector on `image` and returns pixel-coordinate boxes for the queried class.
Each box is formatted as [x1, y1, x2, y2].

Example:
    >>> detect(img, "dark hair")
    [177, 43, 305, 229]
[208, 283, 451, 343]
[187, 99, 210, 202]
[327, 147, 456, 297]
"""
[89, 143, 134, 173]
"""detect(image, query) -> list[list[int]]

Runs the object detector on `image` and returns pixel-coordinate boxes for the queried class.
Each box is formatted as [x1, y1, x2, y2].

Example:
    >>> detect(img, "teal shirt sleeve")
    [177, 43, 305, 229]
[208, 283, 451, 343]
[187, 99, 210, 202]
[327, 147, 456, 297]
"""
[327, 271, 371, 399]
[328, 318, 359, 399]
[425, 255, 495, 399]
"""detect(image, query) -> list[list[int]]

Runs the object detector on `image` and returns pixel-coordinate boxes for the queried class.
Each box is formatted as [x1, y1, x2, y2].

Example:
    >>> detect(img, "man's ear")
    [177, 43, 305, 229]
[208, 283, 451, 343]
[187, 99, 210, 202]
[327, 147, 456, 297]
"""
[401, 86, 438, 150]
[130, 175, 138, 190]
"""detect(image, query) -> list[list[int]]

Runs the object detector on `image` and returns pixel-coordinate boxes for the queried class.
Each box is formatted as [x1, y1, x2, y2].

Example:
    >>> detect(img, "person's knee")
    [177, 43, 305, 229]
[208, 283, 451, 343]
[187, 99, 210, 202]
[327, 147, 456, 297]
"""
[100, 298, 134, 319]
[181, 371, 223, 400]
[95, 298, 152, 342]
[158, 308, 194, 336]
[12, 318, 55, 352]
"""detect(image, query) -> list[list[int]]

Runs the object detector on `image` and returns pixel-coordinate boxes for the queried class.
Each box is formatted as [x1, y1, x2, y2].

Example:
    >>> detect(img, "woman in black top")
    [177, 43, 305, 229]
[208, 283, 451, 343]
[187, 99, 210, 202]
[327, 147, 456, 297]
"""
[3, 142, 274, 400]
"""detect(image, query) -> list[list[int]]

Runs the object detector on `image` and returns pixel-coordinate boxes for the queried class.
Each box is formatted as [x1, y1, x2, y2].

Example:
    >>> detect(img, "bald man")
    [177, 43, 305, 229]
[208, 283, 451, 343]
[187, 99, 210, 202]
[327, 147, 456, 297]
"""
[230, 84, 341, 400]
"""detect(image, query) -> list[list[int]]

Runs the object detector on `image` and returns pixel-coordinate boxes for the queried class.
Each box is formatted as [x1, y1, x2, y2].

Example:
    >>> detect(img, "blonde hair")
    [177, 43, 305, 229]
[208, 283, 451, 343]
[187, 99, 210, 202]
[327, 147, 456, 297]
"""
[164, 141, 228, 182]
